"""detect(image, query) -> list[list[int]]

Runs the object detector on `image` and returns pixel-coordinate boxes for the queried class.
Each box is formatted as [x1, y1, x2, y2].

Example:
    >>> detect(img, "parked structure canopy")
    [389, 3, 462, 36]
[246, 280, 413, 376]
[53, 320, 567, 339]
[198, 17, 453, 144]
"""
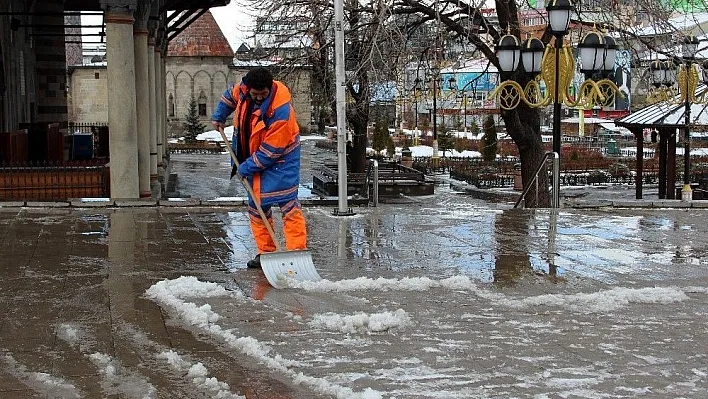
[616, 84, 708, 200]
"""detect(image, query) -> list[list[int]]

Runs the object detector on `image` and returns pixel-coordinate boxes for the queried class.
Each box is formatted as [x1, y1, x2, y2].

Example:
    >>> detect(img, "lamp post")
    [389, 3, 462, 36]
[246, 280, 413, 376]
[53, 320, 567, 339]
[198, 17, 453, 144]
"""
[681, 35, 699, 201]
[647, 35, 705, 201]
[451, 80, 479, 135]
[490, 0, 620, 207]
[413, 77, 421, 146]
[430, 73, 442, 161]
[546, 0, 573, 165]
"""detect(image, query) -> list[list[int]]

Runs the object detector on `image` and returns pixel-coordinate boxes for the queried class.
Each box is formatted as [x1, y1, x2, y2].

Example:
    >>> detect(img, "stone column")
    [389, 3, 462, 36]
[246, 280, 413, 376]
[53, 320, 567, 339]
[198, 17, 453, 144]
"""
[155, 51, 164, 166]
[134, 1, 151, 198]
[34, 0, 68, 125]
[160, 53, 168, 163]
[101, 0, 139, 198]
[148, 33, 158, 188]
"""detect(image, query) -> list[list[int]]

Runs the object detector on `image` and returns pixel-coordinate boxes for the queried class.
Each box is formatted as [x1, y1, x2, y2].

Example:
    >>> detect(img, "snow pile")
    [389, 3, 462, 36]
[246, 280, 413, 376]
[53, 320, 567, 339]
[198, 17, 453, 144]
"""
[2, 354, 82, 399]
[490, 286, 689, 313]
[286, 275, 478, 292]
[146, 277, 383, 399]
[145, 276, 243, 327]
[57, 324, 80, 345]
[87, 352, 157, 398]
[310, 309, 411, 334]
[146, 275, 239, 299]
[158, 350, 244, 399]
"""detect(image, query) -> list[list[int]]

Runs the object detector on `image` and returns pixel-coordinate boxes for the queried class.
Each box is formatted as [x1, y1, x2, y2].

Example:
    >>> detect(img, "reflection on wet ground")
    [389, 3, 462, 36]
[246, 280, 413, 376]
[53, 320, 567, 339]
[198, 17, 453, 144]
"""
[2, 146, 708, 397]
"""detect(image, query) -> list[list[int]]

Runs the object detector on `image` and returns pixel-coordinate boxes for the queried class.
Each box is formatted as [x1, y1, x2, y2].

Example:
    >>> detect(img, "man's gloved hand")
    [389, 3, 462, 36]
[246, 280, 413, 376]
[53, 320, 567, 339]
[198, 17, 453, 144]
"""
[230, 164, 238, 179]
[237, 163, 250, 178]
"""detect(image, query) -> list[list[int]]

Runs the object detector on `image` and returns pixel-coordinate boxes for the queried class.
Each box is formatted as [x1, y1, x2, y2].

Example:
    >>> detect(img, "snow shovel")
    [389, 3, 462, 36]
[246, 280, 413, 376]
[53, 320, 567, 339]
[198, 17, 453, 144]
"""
[218, 127, 321, 289]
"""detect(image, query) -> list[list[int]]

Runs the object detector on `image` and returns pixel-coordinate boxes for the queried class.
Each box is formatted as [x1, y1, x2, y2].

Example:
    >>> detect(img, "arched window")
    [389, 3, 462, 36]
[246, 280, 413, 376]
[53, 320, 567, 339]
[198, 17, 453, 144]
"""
[198, 91, 207, 117]
[168, 93, 175, 117]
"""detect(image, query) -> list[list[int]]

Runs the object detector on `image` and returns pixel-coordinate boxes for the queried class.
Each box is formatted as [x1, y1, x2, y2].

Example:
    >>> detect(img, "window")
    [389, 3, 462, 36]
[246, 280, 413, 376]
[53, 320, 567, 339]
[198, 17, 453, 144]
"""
[168, 94, 175, 117]
[198, 92, 207, 116]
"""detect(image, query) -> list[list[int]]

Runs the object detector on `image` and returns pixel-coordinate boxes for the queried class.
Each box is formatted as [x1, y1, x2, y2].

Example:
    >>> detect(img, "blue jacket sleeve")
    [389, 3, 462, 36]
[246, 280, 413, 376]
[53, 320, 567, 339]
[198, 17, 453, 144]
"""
[211, 84, 237, 123]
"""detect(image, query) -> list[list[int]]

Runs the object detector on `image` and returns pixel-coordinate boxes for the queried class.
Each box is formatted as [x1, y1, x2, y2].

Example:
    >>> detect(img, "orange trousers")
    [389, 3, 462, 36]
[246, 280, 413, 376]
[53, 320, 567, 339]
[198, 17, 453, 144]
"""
[248, 199, 307, 253]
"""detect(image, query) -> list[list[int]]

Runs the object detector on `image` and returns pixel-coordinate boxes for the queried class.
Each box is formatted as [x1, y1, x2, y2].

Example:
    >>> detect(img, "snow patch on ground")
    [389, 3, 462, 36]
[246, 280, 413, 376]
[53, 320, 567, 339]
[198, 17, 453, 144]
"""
[485, 286, 689, 313]
[286, 275, 479, 292]
[157, 350, 244, 398]
[1, 354, 82, 398]
[310, 309, 411, 334]
[87, 352, 157, 398]
[146, 277, 383, 399]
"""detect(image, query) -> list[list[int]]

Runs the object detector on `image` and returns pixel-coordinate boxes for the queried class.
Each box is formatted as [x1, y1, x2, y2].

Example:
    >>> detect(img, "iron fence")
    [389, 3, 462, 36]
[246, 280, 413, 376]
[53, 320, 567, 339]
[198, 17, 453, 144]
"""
[0, 162, 110, 200]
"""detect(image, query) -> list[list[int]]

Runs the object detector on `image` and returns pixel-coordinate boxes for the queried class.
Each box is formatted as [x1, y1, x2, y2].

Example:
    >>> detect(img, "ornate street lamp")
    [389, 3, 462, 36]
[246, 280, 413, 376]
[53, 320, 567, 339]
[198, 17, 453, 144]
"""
[488, 0, 621, 207]
[413, 77, 421, 145]
[646, 35, 706, 201]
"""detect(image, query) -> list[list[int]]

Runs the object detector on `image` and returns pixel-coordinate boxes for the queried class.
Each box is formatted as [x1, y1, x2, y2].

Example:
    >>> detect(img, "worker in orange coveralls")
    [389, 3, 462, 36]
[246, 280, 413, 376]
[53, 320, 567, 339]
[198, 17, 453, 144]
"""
[211, 67, 307, 269]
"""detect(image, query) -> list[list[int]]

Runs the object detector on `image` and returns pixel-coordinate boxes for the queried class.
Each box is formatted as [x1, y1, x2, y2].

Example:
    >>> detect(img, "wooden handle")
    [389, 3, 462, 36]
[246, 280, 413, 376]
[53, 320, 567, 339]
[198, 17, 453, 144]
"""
[218, 127, 282, 251]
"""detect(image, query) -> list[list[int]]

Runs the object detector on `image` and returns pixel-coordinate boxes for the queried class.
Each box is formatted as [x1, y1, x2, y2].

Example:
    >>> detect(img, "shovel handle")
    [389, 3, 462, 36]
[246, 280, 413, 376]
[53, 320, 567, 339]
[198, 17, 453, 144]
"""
[218, 127, 282, 251]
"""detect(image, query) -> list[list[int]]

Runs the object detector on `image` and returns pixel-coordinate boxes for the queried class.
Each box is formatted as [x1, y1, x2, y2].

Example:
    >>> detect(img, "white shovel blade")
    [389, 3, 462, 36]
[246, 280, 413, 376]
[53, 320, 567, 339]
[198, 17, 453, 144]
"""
[260, 249, 321, 289]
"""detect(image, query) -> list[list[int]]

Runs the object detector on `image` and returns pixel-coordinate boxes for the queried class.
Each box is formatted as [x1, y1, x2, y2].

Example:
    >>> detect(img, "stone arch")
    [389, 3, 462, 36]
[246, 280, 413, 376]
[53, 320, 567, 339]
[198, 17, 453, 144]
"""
[174, 70, 192, 119]
[212, 70, 228, 118]
[165, 71, 176, 117]
[193, 70, 212, 117]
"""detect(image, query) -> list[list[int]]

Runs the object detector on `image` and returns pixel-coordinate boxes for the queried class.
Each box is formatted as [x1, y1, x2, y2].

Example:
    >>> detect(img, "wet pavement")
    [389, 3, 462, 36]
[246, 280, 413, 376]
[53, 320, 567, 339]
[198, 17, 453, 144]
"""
[1, 143, 708, 398]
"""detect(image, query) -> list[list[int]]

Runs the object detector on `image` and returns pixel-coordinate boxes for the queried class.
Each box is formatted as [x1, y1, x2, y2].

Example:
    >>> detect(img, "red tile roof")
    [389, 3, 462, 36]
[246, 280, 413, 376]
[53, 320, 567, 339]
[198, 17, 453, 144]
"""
[167, 11, 234, 57]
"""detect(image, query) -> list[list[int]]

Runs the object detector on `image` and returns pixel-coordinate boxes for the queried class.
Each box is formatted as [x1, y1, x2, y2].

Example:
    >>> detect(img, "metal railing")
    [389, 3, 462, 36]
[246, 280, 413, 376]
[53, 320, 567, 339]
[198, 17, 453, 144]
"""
[514, 152, 560, 209]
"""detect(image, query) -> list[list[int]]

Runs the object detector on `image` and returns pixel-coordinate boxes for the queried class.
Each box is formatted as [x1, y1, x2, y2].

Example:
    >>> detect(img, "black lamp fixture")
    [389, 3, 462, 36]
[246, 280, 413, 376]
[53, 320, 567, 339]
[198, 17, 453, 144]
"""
[546, 0, 574, 36]
[649, 59, 676, 88]
[521, 37, 544, 76]
[495, 30, 521, 79]
[602, 34, 618, 78]
[578, 31, 606, 80]
[683, 35, 700, 61]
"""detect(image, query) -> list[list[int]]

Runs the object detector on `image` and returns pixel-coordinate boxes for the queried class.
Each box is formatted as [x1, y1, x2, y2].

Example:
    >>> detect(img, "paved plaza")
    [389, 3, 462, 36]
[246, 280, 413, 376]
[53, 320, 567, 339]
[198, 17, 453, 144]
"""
[1, 142, 708, 398]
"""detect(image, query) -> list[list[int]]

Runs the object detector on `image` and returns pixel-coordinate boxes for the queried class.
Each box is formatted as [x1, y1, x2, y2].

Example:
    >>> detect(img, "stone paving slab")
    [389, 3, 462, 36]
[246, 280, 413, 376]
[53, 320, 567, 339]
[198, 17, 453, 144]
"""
[1, 192, 708, 398]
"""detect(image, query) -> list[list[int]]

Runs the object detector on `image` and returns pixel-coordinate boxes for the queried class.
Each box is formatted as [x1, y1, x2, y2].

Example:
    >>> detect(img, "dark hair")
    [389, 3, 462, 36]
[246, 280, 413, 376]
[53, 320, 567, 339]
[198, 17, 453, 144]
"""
[244, 67, 273, 90]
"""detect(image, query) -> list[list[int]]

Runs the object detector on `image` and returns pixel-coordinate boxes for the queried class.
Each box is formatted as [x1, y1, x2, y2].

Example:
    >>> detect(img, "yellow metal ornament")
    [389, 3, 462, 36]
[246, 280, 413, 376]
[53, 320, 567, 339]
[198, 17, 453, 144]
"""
[541, 44, 576, 104]
[677, 63, 699, 103]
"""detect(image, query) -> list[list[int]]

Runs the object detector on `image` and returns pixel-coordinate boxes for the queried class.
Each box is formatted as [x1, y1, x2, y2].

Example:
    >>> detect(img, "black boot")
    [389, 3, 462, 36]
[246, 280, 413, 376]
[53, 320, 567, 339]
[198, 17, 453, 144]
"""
[246, 254, 261, 269]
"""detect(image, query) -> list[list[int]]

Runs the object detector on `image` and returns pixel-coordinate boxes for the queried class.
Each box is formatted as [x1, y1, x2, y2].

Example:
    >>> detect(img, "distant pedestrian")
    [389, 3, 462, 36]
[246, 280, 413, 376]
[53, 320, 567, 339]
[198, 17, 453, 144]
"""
[211, 67, 308, 269]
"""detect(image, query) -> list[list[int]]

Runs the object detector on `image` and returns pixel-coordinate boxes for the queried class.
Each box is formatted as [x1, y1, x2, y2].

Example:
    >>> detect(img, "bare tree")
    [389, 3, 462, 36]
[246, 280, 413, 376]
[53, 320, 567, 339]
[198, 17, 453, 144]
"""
[234, 0, 708, 206]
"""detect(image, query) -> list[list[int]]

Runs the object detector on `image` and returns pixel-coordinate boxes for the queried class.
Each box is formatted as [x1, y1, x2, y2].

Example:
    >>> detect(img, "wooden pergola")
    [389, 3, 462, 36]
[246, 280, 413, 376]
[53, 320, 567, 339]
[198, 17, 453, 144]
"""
[616, 84, 708, 199]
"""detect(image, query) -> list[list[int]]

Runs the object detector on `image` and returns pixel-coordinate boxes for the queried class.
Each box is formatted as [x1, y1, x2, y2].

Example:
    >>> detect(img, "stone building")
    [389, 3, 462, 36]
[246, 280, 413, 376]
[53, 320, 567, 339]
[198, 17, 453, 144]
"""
[68, 65, 108, 123]
[165, 10, 312, 137]
[66, 9, 313, 137]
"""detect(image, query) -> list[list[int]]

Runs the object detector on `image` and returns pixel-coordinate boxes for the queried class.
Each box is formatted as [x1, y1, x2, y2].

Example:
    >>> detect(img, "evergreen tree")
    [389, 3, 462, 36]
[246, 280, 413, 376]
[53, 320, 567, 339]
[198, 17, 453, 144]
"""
[436, 123, 455, 157]
[469, 120, 481, 137]
[372, 120, 392, 156]
[183, 97, 205, 143]
[481, 115, 498, 162]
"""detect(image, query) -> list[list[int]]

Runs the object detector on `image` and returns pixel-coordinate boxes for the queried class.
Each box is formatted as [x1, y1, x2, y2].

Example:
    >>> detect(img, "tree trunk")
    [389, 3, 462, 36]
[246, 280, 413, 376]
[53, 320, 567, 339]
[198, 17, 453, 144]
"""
[501, 105, 550, 208]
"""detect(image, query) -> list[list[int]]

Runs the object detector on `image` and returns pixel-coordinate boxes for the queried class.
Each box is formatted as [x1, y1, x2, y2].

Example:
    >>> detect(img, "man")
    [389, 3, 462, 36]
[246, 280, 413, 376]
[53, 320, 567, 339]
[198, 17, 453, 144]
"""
[211, 67, 307, 269]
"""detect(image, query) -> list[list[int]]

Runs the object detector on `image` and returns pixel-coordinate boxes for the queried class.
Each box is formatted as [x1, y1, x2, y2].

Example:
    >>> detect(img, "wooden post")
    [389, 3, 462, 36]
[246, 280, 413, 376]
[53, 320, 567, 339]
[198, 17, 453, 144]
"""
[667, 129, 677, 199]
[658, 129, 667, 199]
[634, 127, 643, 199]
